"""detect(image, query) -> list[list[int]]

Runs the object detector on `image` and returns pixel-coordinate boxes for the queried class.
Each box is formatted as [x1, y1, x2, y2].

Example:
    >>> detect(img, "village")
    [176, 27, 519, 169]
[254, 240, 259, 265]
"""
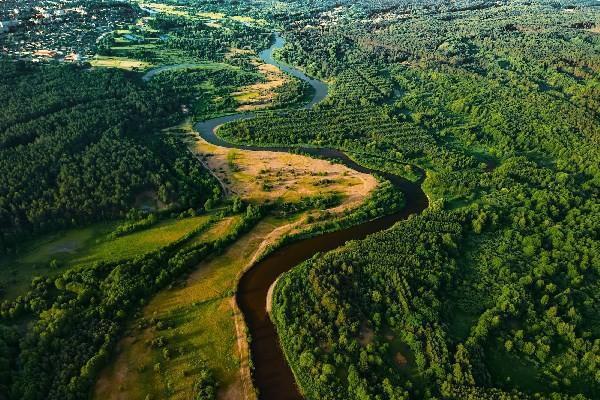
[0, 0, 143, 63]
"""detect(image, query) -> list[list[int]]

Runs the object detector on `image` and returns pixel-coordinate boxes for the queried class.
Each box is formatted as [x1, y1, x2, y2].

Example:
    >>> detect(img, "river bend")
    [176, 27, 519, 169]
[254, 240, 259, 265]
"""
[194, 33, 428, 400]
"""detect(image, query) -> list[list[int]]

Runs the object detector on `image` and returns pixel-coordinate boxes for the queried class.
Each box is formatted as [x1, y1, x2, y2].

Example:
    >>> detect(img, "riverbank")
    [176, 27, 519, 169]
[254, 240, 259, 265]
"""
[191, 32, 428, 400]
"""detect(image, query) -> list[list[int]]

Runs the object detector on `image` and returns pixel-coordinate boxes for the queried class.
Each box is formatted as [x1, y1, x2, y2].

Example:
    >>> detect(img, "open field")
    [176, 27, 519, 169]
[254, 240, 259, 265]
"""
[234, 63, 289, 111]
[0, 215, 213, 300]
[0, 223, 114, 299]
[94, 215, 293, 400]
[74, 215, 213, 265]
[142, 61, 240, 81]
[198, 11, 226, 19]
[90, 55, 154, 71]
[190, 134, 377, 208]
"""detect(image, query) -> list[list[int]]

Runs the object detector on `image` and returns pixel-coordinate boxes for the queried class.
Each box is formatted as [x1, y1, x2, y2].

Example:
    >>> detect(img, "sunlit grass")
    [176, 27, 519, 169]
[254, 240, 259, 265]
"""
[90, 55, 153, 71]
[93, 216, 294, 399]
[0, 215, 212, 300]
[75, 215, 212, 265]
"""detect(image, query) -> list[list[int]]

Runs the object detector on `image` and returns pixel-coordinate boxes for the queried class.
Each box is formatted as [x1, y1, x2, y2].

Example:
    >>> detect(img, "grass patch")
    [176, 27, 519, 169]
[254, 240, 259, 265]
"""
[0, 215, 212, 300]
[0, 223, 115, 299]
[486, 343, 547, 393]
[94, 216, 296, 399]
[90, 55, 153, 71]
[74, 215, 212, 265]
[112, 44, 159, 51]
[233, 91, 260, 102]
[183, 215, 241, 249]
[231, 15, 266, 25]
[198, 11, 226, 19]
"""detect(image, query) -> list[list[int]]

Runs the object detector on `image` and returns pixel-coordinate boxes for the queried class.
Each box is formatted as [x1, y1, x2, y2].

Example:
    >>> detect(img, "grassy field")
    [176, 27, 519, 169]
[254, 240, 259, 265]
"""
[193, 135, 377, 206]
[0, 223, 115, 298]
[232, 92, 260, 102]
[0, 215, 213, 300]
[233, 63, 289, 111]
[74, 215, 213, 265]
[94, 215, 294, 400]
[141, 2, 192, 17]
[90, 55, 153, 71]
[146, 62, 241, 79]
[183, 215, 240, 250]
[197, 11, 226, 19]
[230, 15, 267, 26]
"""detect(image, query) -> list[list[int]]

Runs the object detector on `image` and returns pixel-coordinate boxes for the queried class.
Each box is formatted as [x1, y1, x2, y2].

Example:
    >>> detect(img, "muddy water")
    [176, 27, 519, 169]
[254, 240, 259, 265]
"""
[195, 33, 428, 400]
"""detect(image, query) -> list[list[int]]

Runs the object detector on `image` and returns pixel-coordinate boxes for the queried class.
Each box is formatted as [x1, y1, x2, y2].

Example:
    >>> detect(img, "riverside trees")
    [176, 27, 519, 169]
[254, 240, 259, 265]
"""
[260, 1, 600, 399]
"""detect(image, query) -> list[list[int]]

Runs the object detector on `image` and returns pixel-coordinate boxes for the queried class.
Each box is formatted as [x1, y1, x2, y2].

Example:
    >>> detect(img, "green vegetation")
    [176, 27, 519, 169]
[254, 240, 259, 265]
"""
[96, 6, 271, 68]
[0, 0, 598, 399]
[95, 4, 309, 117]
[92, 215, 291, 400]
[151, 65, 264, 119]
[0, 202, 264, 399]
[0, 62, 221, 255]
[264, 1, 600, 399]
[0, 223, 115, 299]
[77, 215, 213, 265]
[0, 215, 217, 300]
[90, 55, 154, 71]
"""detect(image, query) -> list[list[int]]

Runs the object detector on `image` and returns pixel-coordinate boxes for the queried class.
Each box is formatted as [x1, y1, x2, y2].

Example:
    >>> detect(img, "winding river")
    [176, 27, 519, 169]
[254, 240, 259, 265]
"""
[194, 34, 429, 400]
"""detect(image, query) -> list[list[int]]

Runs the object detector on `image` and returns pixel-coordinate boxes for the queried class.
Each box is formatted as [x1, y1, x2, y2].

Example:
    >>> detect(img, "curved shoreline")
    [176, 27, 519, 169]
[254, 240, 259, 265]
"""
[193, 33, 428, 400]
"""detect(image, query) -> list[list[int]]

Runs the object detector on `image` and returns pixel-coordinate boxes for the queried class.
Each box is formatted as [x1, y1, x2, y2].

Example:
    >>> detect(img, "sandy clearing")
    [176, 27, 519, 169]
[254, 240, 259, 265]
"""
[192, 136, 377, 209]
[234, 63, 289, 111]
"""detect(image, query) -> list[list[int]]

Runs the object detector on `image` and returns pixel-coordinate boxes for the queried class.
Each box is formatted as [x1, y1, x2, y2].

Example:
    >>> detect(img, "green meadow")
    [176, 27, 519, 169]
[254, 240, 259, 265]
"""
[0, 215, 213, 300]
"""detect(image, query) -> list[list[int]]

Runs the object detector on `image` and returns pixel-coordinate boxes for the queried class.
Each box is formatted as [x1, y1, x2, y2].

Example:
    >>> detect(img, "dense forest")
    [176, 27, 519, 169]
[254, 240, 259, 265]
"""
[0, 0, 598, 399]
[257, 1, 599, 399]
[0, 62, 221, 254]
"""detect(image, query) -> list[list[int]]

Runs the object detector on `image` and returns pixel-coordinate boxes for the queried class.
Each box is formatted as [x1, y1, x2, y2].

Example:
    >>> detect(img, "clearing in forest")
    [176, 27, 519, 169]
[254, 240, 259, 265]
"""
[90, 56, 154, 71]
[233, 63, 289, 111]
[191, 134, 377, 208]
[0, 215, 213, 300]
